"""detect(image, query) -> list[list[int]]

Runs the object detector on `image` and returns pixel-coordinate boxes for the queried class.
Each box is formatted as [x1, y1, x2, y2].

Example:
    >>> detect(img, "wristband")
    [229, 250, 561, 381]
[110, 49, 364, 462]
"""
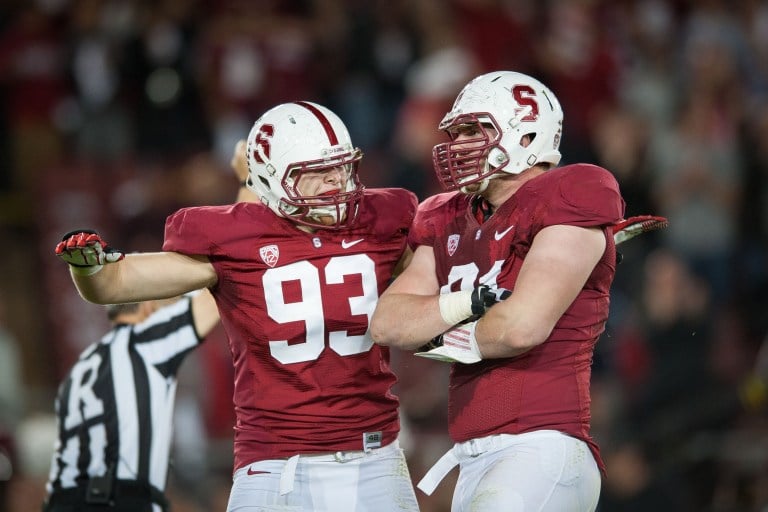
[438, 290, 474, 326]
[69, 264, 103, 276]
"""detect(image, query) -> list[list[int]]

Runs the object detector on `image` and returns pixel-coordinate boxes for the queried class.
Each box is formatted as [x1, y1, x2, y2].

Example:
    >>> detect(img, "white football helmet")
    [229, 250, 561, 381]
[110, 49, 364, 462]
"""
[432, 71, 564, 192]
[245, 101, 364, 229]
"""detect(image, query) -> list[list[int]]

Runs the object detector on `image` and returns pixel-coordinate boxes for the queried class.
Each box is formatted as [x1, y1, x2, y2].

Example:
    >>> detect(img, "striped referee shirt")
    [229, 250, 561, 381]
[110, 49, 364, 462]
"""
[45, 296, 204, 496]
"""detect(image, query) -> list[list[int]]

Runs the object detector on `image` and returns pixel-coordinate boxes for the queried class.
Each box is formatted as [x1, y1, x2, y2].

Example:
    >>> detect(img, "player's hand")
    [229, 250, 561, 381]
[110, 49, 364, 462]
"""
[55, 230, 124, 275]
[440, 285, 511, 325]
[471, 285, 511, 315]
[231, 139, 249, 183]
[415, 321, 482, 364]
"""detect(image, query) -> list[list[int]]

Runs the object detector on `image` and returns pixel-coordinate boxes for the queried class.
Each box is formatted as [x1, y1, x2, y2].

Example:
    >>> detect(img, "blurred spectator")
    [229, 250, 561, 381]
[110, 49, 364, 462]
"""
[197, 0, 330, 167]
[598, 434, 686, 511]
[615, 0, 679, 131]
[122, 0, 211, 159]
[534, 0, 620, 164]
[0, 293, 23, 512]
[0, 3, 68, 206]
[390, 0, 479, 198]
[738, 102, 768, 334]
[450, 0, 535, 73]
[63, 0, 135, 162]
[329, 1, 417, 153]
[606, 248, 746, 509]
[648, 85, 743, 304]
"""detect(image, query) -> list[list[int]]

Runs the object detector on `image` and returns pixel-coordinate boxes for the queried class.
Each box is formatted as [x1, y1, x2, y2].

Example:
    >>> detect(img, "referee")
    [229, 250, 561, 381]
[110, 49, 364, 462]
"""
[42, 290, 219, 512]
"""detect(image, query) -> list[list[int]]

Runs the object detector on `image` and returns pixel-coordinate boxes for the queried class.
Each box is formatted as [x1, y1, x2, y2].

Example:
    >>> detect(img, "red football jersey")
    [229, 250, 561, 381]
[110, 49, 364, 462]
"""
[409, 164, 625, 472]
[163, 188, 417, 471]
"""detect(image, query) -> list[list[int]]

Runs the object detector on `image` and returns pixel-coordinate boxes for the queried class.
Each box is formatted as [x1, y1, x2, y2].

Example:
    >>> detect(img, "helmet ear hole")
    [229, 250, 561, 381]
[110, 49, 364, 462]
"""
[520, 133, 536, 148]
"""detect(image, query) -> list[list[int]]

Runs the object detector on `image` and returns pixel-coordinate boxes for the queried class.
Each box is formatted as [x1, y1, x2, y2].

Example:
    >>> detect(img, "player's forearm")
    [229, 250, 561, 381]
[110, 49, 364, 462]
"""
[473, 305, 551, 359]
[71, 253, 212, 304]
[70, 258, 165, 304]
[471, 281, 567, 358]
[69, 261, 124, 304]
[370, 293, 450, 350]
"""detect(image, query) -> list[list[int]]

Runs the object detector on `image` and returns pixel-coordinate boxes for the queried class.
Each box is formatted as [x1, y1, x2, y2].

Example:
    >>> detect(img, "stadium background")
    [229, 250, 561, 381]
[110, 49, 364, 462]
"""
[0, 0, 767, 510]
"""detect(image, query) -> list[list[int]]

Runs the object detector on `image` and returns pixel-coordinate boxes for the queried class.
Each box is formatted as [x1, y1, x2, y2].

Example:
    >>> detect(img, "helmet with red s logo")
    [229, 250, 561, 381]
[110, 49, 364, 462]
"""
[245, 101, 364, 229]
[433, 71, 563, 193]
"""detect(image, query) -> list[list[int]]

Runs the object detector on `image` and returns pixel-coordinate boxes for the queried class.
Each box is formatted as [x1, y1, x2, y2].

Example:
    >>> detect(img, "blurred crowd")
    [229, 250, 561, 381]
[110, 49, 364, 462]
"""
[1, 0, 767, 511]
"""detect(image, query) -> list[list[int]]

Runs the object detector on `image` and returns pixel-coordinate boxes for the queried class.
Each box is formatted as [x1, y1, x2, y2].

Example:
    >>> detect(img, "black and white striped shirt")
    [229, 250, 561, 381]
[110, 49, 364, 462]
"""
[45, 296, 203, 496]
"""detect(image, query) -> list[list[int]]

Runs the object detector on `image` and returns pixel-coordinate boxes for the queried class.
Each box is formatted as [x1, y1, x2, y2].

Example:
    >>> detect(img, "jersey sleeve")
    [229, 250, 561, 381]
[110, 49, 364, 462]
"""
[162, 205, 246, 257]
[542, 164, 625, 227]
[381, 188, 418, 233]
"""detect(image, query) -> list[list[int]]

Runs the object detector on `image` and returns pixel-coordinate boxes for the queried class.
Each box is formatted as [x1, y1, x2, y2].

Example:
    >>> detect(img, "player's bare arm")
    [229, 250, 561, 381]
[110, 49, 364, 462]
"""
[475, 224, 606, 358]
[370, 245, 449, 350]
[67, 250, 217, 305]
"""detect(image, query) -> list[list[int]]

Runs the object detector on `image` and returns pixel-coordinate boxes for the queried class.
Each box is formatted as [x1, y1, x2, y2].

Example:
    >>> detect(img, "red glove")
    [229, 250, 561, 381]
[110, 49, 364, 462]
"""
[613, 215, 668, 245]
[55, 230, 124, 275]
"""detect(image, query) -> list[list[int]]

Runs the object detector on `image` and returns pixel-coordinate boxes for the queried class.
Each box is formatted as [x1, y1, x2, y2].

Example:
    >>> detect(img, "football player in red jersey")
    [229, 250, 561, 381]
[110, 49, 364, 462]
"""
[55, 102, 420, 512]
[371, 71, 627, 511]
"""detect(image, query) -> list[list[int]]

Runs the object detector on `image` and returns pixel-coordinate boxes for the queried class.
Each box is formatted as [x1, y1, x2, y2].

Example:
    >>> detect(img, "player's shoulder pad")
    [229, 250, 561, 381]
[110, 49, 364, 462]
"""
[164, 203, 255, 253]
[416, 191, 466, 218]
[365, 187, 418, 210]
[408, 192, 468, 250]
[552, 164, 624, 219]
[362, 187, 419, 229]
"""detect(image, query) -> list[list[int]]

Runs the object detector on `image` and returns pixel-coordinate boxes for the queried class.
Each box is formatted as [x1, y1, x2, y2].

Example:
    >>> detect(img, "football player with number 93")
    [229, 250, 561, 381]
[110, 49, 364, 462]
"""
[55, 102, 420, 511]
[370, 71, 634, 511]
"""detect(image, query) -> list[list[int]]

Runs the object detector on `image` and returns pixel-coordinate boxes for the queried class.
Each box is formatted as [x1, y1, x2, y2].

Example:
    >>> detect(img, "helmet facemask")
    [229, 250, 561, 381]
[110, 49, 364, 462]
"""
[278, 150, 364, 230]
[433, 113, 509, 193]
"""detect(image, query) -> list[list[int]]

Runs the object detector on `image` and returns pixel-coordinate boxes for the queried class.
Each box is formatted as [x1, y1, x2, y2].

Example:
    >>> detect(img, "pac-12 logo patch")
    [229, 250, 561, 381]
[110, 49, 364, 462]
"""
[259, 245, 279, 267]
[447, 234, 460, 256]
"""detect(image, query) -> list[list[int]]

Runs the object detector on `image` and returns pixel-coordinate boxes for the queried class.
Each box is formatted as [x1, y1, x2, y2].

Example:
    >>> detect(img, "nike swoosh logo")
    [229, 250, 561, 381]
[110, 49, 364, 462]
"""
[341, 239, 364, 249]
[247, 468, 271, 475]
[494, 226, 514, 241]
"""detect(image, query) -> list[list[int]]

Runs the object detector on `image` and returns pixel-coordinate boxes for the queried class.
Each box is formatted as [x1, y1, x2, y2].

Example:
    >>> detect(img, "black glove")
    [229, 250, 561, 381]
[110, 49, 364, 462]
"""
[470, 285, 512, 315]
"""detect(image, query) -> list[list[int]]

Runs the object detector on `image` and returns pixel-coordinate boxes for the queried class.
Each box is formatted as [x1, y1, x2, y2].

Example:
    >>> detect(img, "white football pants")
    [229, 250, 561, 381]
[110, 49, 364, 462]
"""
[226, 440, 419, 511]
[419, 430, 601, 512]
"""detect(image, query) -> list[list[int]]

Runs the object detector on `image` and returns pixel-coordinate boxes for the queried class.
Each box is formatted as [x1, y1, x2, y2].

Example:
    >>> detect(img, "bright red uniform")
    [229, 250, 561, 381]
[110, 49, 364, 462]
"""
[409, 164, 625, 472]
[163, 188, 417, 471]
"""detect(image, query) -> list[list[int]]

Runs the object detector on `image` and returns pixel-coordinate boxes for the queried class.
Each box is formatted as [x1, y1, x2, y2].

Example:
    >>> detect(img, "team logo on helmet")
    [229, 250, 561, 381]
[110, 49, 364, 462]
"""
[447, 234, 460, 256]
[259, 245, 279, 267]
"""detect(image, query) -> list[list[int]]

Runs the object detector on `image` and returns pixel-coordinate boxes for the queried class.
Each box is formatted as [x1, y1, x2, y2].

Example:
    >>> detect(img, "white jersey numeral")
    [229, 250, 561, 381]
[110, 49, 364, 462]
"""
[440, 260, 504, 294]
[264, 255, 378, 364]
